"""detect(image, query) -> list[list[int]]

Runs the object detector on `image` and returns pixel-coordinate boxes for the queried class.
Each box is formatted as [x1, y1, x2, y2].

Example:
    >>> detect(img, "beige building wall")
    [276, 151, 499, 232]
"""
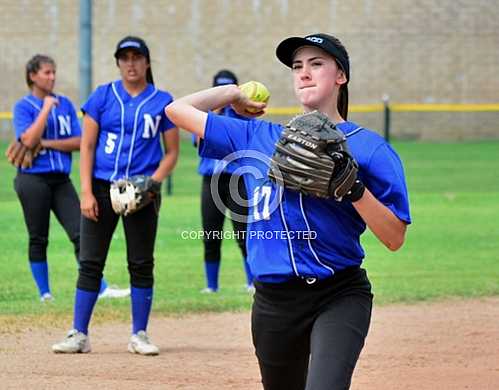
[1, 0, 499, 140]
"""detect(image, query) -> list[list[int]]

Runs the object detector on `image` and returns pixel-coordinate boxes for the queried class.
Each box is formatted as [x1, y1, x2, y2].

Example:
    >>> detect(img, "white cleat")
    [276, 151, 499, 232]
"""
[98, 286, 130, 299]
[40, 292, 54, 302]
[52, 329, 91, 353]
[128, 331, 159, 356]
[200, 287, 218, 294]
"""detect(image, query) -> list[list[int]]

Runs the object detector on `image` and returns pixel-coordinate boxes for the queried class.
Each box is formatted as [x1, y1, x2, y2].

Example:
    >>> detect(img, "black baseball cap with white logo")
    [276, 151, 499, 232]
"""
[114, 36, 150, 61]
[276, 33, 350, 81]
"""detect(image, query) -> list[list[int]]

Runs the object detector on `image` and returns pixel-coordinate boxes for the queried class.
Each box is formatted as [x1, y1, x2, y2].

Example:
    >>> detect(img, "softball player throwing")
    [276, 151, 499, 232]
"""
[52, 36, 179, 355]
[197, 69, 253, 293]
[11, 54, 123, 302]
[166, 33, 411, 389]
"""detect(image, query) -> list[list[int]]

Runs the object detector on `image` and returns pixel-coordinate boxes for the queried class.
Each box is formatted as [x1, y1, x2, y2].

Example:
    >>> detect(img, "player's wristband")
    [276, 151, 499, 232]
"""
[343, 179, 365, 202]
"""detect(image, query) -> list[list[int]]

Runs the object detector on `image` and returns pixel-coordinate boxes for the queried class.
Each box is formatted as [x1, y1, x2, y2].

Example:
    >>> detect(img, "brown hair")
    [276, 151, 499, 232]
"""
[326, 35, 350, 120]
[338, 84, 349, 120]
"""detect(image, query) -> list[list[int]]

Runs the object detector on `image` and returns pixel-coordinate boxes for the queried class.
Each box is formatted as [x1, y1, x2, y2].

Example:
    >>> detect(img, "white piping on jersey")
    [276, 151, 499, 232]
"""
[23, 96, 42, 111]
[125, 88, 158, 178]
[50, 103, 64, 171]
[298, 193, 335, 276]
[110, 82, 126, 181]
[23, 96, 56, 171]
[278, 186, 300, 277]
[345, 126, 363, 137]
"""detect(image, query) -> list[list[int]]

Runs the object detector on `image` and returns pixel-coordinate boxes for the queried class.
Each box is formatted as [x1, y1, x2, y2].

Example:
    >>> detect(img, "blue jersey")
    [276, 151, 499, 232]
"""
[81, 80, 175, 181]
[195, 106, 249, 176]
[200, 112, 411, 283]
[12, 94, 81, 174]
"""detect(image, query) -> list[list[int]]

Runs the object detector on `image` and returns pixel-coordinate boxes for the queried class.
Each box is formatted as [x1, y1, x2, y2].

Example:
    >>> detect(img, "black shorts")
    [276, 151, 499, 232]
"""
[252, 267, 373, 390]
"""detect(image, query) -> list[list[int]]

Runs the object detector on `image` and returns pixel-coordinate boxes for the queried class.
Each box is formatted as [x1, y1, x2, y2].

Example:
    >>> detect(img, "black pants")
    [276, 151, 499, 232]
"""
[14, 172, 80, 261]
[252, 267, 373, 390]
[201, 173, 247, 260]
[77, 179, 160, 291]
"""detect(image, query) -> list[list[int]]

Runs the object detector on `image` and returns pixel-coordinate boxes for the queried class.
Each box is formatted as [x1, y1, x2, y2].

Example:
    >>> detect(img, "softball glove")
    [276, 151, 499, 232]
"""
[110, 175, 161, 216]
[5, 139, 43, 169]
[268, 111, 364, 201]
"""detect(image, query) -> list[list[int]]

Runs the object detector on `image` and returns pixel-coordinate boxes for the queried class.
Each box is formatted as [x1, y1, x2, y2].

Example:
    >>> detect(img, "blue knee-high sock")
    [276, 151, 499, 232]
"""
[29, 260, 50, 296]
[243, 257, 254, 286]
[204, 260, 220, 291]
[73, 288, 99, 335]
[131, 286, 153, 334]
[99, 278, 108, 294]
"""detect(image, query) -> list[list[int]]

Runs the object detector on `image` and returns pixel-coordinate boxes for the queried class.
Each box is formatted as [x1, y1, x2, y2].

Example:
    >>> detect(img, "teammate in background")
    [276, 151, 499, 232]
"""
[12, 54, 128, 302]
[52, 36, 179, 355]
[166, 33, 411, 389]
[196, 70, 253, 293]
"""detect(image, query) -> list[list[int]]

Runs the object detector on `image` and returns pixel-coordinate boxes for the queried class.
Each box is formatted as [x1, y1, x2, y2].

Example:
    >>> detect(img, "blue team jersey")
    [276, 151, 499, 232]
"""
[81, 80, 175, 181]
[12, 94, 81, 174]
[200, 112, 411, 283]
[196, 106, 249, 176]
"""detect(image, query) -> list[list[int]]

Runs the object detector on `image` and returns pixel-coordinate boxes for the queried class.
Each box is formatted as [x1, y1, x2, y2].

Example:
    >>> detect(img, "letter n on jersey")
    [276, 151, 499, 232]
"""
[142, 114, 161, 138]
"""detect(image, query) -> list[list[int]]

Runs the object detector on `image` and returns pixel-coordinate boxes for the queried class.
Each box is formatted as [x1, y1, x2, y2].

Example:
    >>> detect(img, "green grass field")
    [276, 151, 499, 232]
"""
[1, 138, 498, 323]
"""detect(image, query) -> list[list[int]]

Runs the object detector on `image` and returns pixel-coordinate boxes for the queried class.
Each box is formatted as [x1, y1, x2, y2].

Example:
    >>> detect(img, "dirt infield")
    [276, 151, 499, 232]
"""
[0, 297, 498, 390]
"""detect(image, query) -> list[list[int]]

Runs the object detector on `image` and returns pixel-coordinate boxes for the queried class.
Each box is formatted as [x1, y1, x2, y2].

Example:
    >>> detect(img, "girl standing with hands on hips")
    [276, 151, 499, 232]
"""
[166, 33, 410, 389]
[53, 36, 179, 356]
[11, 54, 123, 302]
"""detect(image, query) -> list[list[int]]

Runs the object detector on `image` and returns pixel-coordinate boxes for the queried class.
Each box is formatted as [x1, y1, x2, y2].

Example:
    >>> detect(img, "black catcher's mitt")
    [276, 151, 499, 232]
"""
[110, 175, 161, 216]
[268, 111, 363, 200]
[5, 139, 43, 169]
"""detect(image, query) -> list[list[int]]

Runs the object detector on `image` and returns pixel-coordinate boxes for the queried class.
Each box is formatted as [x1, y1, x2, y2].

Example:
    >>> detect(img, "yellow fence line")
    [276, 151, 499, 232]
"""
[266, 104, 384, 115]
[0, 112, 13, 120]
[266, 103, 499, 115]
[2, 103, 499, 120]
[390, 103, 499, 112]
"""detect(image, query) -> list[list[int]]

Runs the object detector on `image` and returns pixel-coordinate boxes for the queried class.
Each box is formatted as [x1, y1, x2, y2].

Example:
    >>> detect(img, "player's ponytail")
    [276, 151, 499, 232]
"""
[338, 84, 349, 120]
[146, 66, 154, 85]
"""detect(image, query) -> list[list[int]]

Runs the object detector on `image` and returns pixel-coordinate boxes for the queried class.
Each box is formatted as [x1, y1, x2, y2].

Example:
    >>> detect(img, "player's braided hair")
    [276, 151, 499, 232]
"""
[26, 54, 56, 88]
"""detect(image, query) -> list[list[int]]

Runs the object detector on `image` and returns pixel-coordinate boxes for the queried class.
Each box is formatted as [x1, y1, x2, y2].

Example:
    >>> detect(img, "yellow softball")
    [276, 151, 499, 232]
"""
[239, 81, 270, 112]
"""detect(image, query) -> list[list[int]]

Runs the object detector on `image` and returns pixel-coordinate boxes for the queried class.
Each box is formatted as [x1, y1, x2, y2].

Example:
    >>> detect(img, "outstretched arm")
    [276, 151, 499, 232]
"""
[165, 85, 266, 138]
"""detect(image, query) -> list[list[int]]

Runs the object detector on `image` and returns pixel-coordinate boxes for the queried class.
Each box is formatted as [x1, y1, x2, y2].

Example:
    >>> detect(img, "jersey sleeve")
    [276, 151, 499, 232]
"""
[364, 143, 412, 224]
[198, 111, 255, 160]
[12, 100, 35, 139]
[160, 94, 176, 133]
[67, 98, 82, 137]
[81, 85, 105, 123]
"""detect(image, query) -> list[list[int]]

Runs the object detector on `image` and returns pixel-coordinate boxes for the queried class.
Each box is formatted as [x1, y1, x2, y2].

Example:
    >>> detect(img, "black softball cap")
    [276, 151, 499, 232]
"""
[276, 33, 350, 81]
[213, 69, 238, 86]
[114, 36, 150, 60]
